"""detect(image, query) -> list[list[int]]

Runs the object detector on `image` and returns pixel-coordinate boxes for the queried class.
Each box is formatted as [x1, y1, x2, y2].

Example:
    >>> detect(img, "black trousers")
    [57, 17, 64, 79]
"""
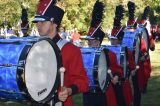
[83, 92, 107, 106]
[112, 83, 126, 106]
[132, 73, 141, 106]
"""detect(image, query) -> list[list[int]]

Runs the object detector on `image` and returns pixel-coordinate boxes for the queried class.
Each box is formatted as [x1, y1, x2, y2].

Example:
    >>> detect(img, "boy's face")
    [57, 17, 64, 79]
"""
[36, 21, 54, 36]
[21, 29, 28, 35]
[127, 28, 136, 32]
[88, 39, 100, 47]
[110, 38, 120, 45]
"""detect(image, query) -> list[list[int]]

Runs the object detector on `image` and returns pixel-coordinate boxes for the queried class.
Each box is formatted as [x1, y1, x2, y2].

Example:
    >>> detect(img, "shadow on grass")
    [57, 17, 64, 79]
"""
[141, 75, 160, 106]
[151, 66, 160, 70]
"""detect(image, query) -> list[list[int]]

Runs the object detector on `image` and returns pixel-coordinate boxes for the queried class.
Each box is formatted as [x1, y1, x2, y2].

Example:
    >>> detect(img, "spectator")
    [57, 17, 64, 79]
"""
[70, 28, 81, 47]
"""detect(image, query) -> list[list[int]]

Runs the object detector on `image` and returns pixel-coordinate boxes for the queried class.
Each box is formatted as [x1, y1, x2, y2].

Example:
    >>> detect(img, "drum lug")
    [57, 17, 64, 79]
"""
[17, 67, 24, 71]
[18, 60, 25, 67]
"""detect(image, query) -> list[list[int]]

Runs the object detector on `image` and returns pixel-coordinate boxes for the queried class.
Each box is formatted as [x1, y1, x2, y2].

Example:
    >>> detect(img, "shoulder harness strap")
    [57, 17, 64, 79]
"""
[56, 39, 69, 50]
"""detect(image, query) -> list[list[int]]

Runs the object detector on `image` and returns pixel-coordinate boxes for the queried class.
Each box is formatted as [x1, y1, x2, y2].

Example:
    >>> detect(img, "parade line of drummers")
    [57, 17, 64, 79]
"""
[0, 0, 156, 106]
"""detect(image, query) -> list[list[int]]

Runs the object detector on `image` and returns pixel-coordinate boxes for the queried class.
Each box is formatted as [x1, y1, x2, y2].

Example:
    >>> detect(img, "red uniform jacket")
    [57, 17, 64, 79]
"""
[143, 35, 155, 87]
[61, 42, 89, 106]
[105, 51, 123, 106]
[122, 50, 136, 106]
[138, 34, 155, 91]
[137, 38, 146, 91]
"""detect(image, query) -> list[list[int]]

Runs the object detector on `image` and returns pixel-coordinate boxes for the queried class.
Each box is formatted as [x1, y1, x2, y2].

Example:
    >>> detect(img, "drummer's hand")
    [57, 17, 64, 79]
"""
[111, 75, 119, 84]
[131, 65, 139, 76]
[150, 43, 155, 50]
[58, 87, 72, 102]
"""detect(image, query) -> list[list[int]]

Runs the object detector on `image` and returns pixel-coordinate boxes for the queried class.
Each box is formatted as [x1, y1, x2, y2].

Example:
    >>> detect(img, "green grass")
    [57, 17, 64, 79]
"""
[141, 42, 160, 106]
[0, 42, 160, 106]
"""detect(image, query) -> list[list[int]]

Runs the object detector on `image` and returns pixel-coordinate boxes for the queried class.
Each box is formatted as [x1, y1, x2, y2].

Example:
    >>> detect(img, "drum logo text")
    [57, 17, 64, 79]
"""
[38, 88, 47, 96]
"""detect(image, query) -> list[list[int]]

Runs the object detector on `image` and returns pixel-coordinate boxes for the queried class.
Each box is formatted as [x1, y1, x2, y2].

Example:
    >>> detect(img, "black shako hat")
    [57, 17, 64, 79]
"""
[32, 0, 64, 27]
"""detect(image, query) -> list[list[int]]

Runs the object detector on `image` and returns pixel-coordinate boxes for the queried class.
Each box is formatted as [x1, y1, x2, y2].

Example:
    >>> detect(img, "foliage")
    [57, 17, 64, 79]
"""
[0, 0, 160, 34]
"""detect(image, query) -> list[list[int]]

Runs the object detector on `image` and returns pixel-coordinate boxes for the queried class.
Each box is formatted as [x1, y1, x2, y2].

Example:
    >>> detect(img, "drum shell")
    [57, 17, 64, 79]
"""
[0, 40, 30, 101]
[122, 30, 141, 64]
[80, 47, 109, 93]
[137, 27, 150, 52]
[103, 45, 128, 79]
[0, 38, 61, 103]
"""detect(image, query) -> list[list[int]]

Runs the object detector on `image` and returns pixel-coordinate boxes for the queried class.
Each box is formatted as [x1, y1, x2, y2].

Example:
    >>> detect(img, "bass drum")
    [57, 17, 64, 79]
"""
[0, 37, 61, 103]
[137, 26, 150, 52]
[104, 45, 128, 79]
[122, 30, 141, 64]
[80, 47, 109, 93]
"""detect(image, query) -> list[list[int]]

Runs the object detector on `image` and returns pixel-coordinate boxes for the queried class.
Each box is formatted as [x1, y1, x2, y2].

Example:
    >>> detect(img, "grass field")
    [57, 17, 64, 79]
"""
[0, 42, 160, 106]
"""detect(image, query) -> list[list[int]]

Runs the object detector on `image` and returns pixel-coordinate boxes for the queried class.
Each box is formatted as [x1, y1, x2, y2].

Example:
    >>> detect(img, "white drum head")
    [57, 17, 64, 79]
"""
[25, 40, 57, 102]
[142, 29, 149, 51]
[98, 51, 107, 91]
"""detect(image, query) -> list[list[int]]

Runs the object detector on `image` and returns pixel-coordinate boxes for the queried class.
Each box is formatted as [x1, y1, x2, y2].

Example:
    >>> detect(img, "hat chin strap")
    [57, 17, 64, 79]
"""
[90, 22, 102, 37]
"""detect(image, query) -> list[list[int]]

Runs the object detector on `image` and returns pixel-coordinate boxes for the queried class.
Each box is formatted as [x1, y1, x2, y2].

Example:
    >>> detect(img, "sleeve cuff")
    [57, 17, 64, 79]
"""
[69, 84, 78, 95]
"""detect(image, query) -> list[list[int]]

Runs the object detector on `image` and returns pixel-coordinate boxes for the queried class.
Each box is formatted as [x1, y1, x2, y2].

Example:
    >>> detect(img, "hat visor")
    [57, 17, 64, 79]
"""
[108, 35, 118, 39]
[126, 25, 136, 29]
[32, 17, 49, 23]
[21, 28, 28, 30]
[84, 36, 96, 40]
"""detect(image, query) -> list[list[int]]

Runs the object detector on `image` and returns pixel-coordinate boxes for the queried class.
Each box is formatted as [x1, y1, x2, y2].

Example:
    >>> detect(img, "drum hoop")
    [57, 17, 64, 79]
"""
[93, 48, 109, 92]
[92, 49, 102, 91]
[17, 38, 61, 103]
[102, 48, 110, 92]
[122, 46, 128, 79]
[81, 47, 109, 92]
[16, 43, 33, 101]
[41, 38, 62, 103]
[142, 28, 150, 52]
[134, 36, 141, 64]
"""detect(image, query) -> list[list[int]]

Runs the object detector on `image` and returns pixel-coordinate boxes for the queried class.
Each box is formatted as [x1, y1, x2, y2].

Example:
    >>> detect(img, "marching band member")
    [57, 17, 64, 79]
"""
[82, 1, 106, 106]
[126, 2, 142, 106]
[32, 0, 89, 106]
[104, 46, 124, 106]
[139, 6, 155, 94]
[110, 4, 138, 106]
[108, 5, 127, 106]
[83, 1, 122, 106]
[21, 6, 30, 37]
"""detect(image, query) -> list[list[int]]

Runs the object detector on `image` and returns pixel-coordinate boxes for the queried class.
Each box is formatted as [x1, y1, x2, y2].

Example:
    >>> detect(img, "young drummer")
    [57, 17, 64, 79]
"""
[138, 6, 155, 94]
[109, 4, 138, 106]
[108, 5, 127, 106]
[32, 0, 89, 106]
[83, 1, 123, 106]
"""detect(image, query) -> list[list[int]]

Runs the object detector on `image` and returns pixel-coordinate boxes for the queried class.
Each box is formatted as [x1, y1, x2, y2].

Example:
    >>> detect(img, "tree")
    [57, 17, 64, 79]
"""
[0, 0, 160, 35]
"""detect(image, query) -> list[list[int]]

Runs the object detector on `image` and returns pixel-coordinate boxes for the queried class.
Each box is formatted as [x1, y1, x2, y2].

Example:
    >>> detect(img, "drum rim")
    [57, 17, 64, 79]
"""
[16, 43, 32, 101]
[93, 48, 109, 92]
[102, 48, 110, 92]
[17, 38, 61, 103]
[80, 47, 109, 93]
[134, 35, 141, 64]
[141, 28, 150, 52]
[122, 46, 129, 79]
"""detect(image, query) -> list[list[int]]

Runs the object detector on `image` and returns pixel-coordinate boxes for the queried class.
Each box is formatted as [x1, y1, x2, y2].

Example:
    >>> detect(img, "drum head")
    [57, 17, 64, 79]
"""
[134, 36, 141, 64]
[98, 50, 107, 91]
[141, 28, 150, 51]
[25, 40, 59, 102]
